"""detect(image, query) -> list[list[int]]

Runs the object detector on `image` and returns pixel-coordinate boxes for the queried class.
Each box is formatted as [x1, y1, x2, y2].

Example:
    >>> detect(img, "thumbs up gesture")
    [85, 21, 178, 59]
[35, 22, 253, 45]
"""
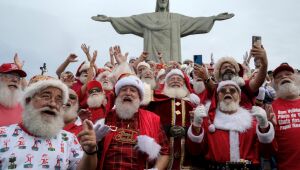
[77, 119, 97, 154]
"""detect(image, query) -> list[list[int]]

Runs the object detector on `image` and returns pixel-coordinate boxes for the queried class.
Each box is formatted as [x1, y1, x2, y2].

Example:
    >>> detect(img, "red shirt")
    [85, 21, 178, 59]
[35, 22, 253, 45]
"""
[0, 103, 23, 126]
[272, 98, 300, 170]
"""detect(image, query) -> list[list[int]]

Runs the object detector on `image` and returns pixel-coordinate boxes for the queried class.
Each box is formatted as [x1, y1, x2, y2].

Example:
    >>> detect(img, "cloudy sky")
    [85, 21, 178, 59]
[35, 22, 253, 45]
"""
[1, 0, 299, 79]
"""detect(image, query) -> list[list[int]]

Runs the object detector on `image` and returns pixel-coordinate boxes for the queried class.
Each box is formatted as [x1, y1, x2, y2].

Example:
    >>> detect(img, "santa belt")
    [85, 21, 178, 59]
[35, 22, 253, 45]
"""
[163, 125, 187, 138]
[207, 161, 260, 170]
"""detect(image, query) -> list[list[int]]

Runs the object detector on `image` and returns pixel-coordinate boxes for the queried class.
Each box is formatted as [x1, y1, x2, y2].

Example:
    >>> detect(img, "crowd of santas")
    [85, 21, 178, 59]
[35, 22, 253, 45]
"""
[1, 44, 300, 170]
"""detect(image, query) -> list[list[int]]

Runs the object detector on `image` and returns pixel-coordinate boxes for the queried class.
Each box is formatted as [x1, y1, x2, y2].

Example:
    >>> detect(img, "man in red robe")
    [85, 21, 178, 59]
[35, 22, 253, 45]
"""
[147, 68, 201, 169]
[94, 75, 170, 170]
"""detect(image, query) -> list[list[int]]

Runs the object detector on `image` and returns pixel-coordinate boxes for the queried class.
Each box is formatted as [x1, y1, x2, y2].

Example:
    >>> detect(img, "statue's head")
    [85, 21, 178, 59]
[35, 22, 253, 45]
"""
[155, 0, 169, 12]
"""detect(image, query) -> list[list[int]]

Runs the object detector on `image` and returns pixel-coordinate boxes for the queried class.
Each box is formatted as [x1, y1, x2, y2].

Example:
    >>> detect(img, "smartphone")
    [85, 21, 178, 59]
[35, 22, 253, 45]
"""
[193, 55, 203, 65]
[252, 36, 262, 47]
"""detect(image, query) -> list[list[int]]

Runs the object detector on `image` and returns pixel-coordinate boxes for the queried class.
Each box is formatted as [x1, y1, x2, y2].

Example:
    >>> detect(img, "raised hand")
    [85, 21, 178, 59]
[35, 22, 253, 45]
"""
[91, 15, 110, 22]
[81, 44, 90, 55]
[156, 52, 163, 61]
[250, 44, 268, 67]
[91, 50, 97, 65]
[66, 54, 78, 63]
[113, 45, 128, 64]
[194, 64, 209, 81]
[251, 106, 269, 128]
[14, 53, 24, 69]
[77, 120, 97, 153]
[214, 12, 234, 21]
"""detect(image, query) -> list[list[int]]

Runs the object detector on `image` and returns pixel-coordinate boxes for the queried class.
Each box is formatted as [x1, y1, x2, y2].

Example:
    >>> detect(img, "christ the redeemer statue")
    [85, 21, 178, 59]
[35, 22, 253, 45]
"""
[92, 0, 234, 62]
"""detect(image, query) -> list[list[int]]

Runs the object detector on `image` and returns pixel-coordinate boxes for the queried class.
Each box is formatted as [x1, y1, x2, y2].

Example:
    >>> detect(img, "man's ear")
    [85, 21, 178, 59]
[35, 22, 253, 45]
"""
[25, 97, 31, 105]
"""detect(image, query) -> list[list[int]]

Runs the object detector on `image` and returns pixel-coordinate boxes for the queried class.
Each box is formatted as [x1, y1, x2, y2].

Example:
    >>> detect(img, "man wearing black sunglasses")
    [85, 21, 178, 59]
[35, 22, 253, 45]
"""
[187, 80, 275, 169]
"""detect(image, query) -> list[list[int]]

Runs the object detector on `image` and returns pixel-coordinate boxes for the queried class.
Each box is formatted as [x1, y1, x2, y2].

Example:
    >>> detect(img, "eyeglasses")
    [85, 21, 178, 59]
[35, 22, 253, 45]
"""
[219, 87, 238, 94]
[88, 88, 101, 94]
[36, 92, 63, 106]
[0, 73, 21, 81]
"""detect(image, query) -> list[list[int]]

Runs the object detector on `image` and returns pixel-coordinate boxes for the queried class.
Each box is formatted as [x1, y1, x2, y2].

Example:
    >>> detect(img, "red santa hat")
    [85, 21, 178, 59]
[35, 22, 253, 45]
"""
[0, 63, 27, 77]
[165, 68, 194, 93]
[23, 78, 69, 104]
[273, 63, 294, 78]
[209, 80, 241, 133]
[86, 80, 103, 94]
[213, 56, 240, 82]
[115, 75, 144, 100]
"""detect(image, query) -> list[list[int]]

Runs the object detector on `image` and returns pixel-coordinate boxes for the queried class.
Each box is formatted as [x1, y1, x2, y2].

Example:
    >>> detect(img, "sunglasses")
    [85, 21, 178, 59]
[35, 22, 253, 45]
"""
[219, 87, 238, 94]
[88, 88, 101, 94]
[69, 94, 77, 100]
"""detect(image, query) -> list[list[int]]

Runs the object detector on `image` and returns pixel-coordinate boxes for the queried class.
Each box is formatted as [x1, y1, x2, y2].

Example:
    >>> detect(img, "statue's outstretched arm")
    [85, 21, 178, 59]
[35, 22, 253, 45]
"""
[214, 12, 234, 21]
[91, 15, 111, 22]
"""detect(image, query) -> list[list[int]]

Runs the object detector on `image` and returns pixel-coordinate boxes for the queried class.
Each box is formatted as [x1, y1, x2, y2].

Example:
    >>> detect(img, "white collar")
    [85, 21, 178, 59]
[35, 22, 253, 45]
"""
[214, 107, 253, 132]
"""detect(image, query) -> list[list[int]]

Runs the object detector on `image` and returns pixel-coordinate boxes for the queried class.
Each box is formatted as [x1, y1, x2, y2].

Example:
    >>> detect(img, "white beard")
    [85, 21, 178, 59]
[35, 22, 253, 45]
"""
[22, 104, 64, 138]
[193, 81, 205, 94]
[63, 103, 79, 123]
[141, 77, 156, 90]
[276, 82, 300, 99]
[79, 74, 87, 84]
[115, 96, 140, 120]
[163, 85, 189, 99]
[87, 93, 106, 108]
[0, 80, 22, 108]
[219, 101, 239, 113]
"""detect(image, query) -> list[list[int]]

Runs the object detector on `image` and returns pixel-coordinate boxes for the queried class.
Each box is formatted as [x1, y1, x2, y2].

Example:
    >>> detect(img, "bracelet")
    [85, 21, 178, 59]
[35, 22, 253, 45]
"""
[83, 145, 98, 155]
[204, 76, 211, 84]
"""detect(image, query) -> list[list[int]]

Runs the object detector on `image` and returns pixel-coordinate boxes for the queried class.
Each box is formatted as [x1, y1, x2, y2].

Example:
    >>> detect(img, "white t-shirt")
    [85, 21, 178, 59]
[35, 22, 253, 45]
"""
[0, 124, 83, 170]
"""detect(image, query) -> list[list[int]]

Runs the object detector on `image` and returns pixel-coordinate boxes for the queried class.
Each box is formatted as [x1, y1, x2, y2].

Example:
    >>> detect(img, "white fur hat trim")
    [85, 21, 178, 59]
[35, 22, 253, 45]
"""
[165, 68, 184, 81]
[23, 79, 69, 104]
[115, 75, 144, 100]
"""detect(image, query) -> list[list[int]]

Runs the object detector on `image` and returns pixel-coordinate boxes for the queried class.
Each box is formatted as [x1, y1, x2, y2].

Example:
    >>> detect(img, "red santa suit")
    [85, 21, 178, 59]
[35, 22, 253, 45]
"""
[147, 92, 197, 169]
[98, 109, 169, 170]
[272, 98, 300, 170]
[187, 107, 275, 169]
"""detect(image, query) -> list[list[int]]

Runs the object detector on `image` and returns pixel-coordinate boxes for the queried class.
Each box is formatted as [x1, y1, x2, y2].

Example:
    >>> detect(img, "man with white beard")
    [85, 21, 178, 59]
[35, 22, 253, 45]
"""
[271, 63, 300, 170]
[95, 70, 114, 91]
[0, 78, 98, 169]
[86, 80, 109, 124]
[63, 88, 83, 136]
[140, 68, 157, 90]
[187, 80, 275, 169]
[147, 68, 201, 169]
[94, 75, 169, 169]
[0, 63, 27, 126]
